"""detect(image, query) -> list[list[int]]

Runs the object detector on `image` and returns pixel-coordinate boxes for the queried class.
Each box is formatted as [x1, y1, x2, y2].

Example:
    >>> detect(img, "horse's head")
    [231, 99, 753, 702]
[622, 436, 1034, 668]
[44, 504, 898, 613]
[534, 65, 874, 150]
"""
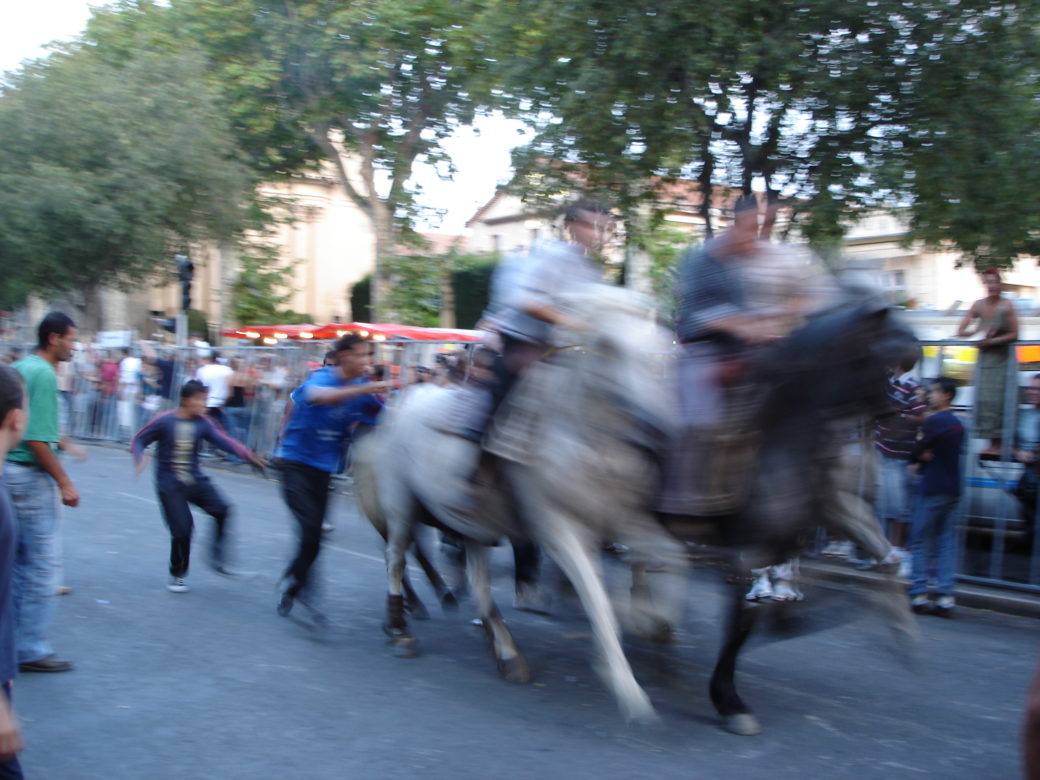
[760, 282, 916, 421]
[555, 284, 679, 446]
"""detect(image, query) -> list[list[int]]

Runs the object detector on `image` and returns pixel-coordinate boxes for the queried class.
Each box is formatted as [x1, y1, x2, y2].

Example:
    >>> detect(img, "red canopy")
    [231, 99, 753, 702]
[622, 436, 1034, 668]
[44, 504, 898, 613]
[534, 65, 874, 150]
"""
[223, 322, 480, 343]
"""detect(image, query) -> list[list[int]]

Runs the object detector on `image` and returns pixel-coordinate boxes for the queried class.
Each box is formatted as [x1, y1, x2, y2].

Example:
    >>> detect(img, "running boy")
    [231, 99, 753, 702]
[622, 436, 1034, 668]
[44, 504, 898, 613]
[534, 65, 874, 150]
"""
[131, 380, 264, 592]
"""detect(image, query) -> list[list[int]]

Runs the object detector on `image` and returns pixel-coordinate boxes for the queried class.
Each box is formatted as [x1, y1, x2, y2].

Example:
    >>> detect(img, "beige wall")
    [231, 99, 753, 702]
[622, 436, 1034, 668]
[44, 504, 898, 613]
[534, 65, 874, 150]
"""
[138, 164, 377, 342]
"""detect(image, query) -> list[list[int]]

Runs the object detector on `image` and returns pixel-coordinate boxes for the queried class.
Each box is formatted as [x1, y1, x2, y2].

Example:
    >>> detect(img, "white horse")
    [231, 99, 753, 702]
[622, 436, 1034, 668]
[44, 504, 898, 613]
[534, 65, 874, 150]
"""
[353, 284, 690, 722]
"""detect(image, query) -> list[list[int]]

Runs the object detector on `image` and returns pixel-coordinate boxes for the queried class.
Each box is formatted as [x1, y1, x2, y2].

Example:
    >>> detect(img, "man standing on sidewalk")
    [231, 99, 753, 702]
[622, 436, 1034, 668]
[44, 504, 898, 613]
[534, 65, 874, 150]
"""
[5, 312, 80, 673]
[275, 334, 388, 621]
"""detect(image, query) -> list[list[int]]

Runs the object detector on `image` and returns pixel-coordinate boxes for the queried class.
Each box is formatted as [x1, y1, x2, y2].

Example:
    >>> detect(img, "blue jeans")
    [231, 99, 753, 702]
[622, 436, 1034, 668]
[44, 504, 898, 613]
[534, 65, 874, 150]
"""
[908, 494, 959, 597]
[4, 463, 61, 663]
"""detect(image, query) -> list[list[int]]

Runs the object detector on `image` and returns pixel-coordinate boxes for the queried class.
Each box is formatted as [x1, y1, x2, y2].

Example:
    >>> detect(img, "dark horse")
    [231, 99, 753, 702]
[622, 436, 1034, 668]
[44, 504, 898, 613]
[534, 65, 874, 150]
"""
[665, 286, 919, 735]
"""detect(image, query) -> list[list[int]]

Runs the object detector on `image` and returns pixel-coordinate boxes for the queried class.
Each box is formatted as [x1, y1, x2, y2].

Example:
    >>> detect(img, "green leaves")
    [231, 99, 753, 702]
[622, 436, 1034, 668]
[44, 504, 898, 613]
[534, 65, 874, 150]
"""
[0, 44, 251, 304]
[488, 0, 1040, 268]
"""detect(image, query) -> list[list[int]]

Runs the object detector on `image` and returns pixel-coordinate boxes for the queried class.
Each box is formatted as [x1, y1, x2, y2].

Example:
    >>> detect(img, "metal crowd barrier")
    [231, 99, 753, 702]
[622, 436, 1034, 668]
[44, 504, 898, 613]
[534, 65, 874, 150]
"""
[916, 339, 1040, 593]
[2, 334, 1038, 592]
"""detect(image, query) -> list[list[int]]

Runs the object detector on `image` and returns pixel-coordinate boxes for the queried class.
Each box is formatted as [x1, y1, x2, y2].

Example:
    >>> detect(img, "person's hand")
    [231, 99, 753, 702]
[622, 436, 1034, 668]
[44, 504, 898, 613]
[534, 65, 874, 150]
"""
[0, 698, 23, 762]
[134, 453, 150, 481]
[907, 463, 921, 476]
[58, 480, 79, 507]
[248, 453, 268, 477]
[64, 442, 88, 463]
[919, 450, 934, 462]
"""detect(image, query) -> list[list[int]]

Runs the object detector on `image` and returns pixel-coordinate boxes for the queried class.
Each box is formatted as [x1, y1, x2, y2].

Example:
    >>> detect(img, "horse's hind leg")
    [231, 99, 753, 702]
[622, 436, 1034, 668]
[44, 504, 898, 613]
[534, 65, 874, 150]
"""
[412, 528, 459, 613]
[465, 539, 529, 683]
[710, 576, 761, 736]
[540, 514, 656, 724]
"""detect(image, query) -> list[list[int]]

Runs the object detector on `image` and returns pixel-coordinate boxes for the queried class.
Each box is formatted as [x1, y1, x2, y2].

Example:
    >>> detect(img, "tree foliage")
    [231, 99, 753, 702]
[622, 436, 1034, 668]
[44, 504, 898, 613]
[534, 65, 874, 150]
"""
[0, 45, 251, 309]
[164, 0, 494, 314]
[486, 0, 1040, 268]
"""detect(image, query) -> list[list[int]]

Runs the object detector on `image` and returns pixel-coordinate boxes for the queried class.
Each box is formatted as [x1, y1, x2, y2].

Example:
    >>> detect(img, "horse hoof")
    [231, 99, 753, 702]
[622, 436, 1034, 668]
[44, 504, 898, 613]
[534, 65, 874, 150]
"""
[383, 625, 419, 658]
[440, 591, 460, 613]
[623, 702, 660, 726]
[498, 655, 531, 684]
[646, 620, 676, 645]
[388, 635, 419, 658]
[722, 713, 762, 736]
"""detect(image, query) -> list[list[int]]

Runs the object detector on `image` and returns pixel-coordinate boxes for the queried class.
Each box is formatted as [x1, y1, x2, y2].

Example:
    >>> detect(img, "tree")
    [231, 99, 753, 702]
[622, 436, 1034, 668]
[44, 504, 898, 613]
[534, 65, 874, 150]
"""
[0, 45, 251, 316]
[163, 0, 493, 316]
[486, 0, 1040, 268]
[229, 246, 312, 326]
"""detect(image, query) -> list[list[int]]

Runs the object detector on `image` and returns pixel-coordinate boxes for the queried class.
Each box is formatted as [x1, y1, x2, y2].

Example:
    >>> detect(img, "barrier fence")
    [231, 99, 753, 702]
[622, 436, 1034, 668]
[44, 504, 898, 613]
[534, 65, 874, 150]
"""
[1, 336, 1038, 593]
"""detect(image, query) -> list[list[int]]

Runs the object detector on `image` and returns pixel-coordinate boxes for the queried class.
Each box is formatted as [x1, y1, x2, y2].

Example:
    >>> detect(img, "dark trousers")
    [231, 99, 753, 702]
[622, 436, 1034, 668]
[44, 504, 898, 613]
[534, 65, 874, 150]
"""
[157, 478, 230, 577]
[0, 684, 22, 780]
[280, 461, 332, 596]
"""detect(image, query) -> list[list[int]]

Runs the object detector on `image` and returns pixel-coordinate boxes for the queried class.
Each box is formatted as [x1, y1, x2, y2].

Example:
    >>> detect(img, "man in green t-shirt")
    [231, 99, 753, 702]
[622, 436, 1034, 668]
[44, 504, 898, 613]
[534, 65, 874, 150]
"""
[5, 312, 81, 673]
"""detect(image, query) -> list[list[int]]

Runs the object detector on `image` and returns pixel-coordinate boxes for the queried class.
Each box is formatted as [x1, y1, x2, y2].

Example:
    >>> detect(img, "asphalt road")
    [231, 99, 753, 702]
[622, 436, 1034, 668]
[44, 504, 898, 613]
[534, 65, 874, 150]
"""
[11, 444, 1036, 779]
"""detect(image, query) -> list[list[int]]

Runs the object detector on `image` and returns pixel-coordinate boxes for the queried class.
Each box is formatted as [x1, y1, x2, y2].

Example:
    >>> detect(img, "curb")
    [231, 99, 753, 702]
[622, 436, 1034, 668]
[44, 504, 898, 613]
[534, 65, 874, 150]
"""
[803, 560, 1040, 620]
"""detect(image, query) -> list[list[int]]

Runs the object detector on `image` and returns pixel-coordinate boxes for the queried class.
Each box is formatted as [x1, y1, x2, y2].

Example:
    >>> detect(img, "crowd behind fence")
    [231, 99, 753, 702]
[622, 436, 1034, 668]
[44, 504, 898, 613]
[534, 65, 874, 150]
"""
[1, 336, 1038, 593]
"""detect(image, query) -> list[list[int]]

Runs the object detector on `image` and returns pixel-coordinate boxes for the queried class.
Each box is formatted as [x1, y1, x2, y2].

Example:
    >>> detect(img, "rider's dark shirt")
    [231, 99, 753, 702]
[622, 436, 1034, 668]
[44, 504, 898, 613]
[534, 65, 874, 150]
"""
[675, 240, 746, 350]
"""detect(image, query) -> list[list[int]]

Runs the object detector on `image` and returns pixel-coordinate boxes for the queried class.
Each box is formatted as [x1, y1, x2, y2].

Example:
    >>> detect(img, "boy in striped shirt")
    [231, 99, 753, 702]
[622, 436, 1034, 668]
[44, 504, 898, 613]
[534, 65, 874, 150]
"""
[131, 380, 264, 592]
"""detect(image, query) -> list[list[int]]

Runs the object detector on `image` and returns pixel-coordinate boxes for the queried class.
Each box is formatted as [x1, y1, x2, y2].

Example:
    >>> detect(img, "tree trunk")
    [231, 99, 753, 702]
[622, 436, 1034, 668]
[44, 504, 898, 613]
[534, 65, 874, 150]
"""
[439, 270, 456, 328]
[371, 200, 394, 320]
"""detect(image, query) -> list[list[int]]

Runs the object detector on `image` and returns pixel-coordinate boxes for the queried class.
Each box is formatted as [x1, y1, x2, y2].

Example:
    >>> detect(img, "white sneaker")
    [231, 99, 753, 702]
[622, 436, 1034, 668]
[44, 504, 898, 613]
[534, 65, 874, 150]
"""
[167, 576, 189, 593]
[821, 541, 852, 558]
[745, 573, 773, 601]
[771, 580, 804, 602]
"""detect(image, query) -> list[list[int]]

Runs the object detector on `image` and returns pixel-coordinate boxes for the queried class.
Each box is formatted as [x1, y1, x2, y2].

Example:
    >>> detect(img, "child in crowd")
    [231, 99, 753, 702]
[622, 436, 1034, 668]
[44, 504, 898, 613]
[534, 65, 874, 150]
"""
[908, 377, 965, 617]
[131, 380, 264, 592]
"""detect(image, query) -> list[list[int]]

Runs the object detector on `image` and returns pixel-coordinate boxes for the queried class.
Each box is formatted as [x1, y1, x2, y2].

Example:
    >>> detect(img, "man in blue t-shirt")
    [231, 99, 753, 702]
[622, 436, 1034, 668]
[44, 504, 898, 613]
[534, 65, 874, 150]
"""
[275, 335, 388, 620]
[908, 376, 965, 618]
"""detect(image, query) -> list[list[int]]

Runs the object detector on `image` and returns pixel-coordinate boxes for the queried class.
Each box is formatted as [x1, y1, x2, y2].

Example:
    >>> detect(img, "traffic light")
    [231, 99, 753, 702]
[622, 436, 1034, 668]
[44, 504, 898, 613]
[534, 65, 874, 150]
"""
[175, 254, 194, 312]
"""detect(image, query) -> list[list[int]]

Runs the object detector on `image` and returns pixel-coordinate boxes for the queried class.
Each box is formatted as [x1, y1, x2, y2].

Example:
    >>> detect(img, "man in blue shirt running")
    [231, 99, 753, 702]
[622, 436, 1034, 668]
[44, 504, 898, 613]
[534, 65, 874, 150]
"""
[276, 335, 388, 620]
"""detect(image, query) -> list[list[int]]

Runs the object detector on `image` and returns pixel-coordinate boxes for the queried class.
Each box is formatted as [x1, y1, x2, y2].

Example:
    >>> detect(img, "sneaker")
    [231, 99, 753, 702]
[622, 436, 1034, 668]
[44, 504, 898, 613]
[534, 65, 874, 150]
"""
[167, 576, 190, 593]
[277, 590, 294, 617]
[933, 595, 955, 618]
[771, 580, 804, 602]
[821, 541, 852, 558]
[745, 573, 774, 601]
[910, 595, 931, 614]
[898, 556, 912, 580]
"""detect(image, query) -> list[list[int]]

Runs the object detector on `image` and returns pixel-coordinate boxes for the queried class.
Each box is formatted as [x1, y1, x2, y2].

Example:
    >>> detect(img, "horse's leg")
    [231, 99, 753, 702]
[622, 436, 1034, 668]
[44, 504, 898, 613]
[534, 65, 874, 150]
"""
[464, 539, 529, 683]
[710, 575, 762, 736]
[401, 566, 430, 620]
[621, 522, 689, 644]
[540, 513, 657, 723]
[384, 513, 419, 658]
[411, 528, 459, 612]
